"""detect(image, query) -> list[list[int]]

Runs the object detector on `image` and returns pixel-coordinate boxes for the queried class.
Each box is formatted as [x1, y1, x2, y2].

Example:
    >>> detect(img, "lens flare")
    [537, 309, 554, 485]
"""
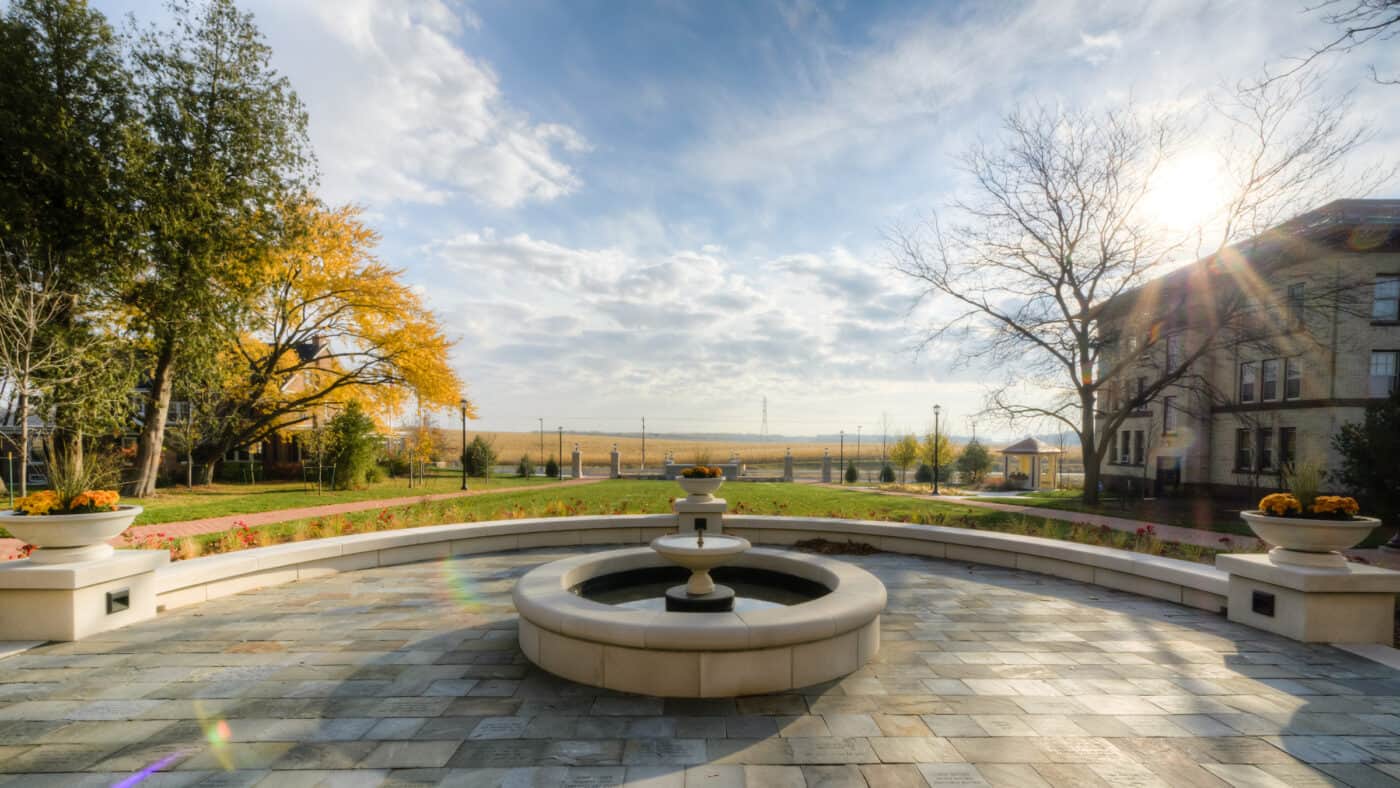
[193, 699, 234, 771]
[439, 557, 484, 612]
[112, 753, 184, 788]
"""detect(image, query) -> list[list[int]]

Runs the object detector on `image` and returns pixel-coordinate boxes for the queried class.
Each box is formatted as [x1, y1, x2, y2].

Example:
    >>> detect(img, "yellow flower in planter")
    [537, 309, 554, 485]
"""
[1311, 495, 1360, 518]
[69, 490, 121, 513]
[1259, 493, 1301, 517]
[13, 490, 60, 516]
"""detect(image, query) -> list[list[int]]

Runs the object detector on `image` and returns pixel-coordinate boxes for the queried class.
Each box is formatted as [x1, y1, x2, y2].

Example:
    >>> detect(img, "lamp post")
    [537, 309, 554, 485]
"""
[459, 399, 469, 491]
[538, 418, 544, 470]
[641, 417, 646, 472]
[557, 426, 563, 479]
[932, 404, 942, 496]
[839, 430, 845, 484]
[856, 426, 862, 479]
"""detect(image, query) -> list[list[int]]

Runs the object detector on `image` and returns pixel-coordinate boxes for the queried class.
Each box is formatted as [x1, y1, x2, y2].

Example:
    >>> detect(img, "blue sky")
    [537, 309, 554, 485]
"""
[94, 0, 1399, 439]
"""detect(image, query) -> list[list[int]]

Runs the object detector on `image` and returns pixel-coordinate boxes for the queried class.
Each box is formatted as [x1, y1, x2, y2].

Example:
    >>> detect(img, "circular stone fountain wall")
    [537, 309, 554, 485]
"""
[512, 546, 886, 698]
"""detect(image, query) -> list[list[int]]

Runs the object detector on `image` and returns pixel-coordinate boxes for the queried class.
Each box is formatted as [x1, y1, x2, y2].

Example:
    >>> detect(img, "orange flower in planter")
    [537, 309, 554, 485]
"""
[11, 489, 120, 515]
[1259, 493, 1301, 517]
[13, 490, 59, 516]
[1311, 495, 1360, 518]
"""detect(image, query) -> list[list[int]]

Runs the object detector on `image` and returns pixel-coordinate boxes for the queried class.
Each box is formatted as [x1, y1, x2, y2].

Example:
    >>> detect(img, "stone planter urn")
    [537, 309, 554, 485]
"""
[1240, 510, 1380, 569]
[0, 505, 142, 565]
[676, 476, 724, 499]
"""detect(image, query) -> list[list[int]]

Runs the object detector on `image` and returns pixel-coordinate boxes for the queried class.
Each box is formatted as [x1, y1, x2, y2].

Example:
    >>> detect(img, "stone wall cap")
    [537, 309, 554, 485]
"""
[0, 549, 167, 590]
[1217, 553, 1400, 592]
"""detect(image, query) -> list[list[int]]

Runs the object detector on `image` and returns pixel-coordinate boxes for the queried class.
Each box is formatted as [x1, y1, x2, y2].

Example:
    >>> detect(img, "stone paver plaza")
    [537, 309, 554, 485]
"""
[4, 547, 1400, 786]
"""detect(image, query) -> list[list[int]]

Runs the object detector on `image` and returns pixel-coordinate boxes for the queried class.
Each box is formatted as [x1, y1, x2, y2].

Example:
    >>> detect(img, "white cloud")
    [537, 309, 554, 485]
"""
[424, 230, 958, 431]
[253, 0, 587, 208]
[1069, 30, 1123, 65]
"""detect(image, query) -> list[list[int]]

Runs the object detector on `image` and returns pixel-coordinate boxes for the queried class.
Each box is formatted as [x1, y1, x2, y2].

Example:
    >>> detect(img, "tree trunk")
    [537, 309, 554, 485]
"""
[17, 390, 29, 497]
[128, 339, 176, 497]
[1080, 394, 1101, 504]
[186, 445, 193, 490]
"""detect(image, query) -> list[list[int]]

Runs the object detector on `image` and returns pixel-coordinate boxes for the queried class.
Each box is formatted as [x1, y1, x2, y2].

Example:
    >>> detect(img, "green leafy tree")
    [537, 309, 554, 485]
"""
[326, 401, 378, 490]
[956, 438, 994, 485]
[889, 434, 919, 483]
[545, 455, 560, 479]
[921, 432, 957, 481]
[0, 0, 140, 458]
[914, 464, 933, 484]
[126, 0, 312, 496]
[516, 454, 535, 478]
[463, 434, 497, 477]
[844, 460, 859, 484]
[1333, 387, 1400, 528]
[879, 464, 896, 483]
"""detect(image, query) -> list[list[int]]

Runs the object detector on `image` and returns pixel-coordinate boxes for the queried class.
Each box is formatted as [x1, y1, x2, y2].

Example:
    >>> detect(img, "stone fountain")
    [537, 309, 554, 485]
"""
[651, 473, 749, 610]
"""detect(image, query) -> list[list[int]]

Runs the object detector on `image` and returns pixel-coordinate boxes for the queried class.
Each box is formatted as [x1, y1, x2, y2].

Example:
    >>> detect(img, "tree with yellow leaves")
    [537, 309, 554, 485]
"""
[186, 198, 465, 479]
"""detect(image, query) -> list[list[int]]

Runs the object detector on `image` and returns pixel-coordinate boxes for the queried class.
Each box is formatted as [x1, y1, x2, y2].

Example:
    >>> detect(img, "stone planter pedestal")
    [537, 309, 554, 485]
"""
[1217, 553, 1400, 645]
[0, 550, 168, 641]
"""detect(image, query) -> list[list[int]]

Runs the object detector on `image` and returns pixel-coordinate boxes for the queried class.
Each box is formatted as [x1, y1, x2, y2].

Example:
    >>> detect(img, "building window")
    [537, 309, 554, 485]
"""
[1163, 395, 1177, 433]
[1375, 275, 1400, 322]
[1372, 351, 1399, 397]
[1280, 427, 1297, 468]
[1235, 428, 1252, 471]
[1120, 430, 1131, 465]
[1239, 362, 1257, 403]
[1286, 283, 1305, 323]
[1257, 428, 1274, 471]
[1133, 430, 1145, 465]
[1166, 333, 1183, 370]
[1261, 359, 1280, 401]
[1284, 358, 1301, 400]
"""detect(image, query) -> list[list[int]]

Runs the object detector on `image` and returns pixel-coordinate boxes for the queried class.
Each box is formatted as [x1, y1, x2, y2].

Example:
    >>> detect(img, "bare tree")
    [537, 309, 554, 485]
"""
[890, 75, 1386, 504]
[1270, 1, 1400, 84]
[0, 250, 88, 495]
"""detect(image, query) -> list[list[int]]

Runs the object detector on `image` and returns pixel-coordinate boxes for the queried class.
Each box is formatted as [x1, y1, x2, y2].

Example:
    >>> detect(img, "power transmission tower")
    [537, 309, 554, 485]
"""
[760, 396, 768, 442]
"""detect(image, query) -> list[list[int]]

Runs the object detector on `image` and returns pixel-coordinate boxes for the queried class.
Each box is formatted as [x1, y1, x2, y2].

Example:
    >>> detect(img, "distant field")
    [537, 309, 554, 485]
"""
[477, 432, 857, 465]
[468, 431, 1082, 467]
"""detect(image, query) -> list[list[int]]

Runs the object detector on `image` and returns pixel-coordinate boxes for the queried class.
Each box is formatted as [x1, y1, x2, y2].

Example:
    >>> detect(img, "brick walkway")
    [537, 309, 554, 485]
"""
[2, 547, 1398, 784]
[0, 478, 605, 559]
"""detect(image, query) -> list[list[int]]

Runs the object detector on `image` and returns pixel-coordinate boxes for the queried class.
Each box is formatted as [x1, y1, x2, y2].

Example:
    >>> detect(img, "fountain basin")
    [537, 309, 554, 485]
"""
[650, 533, 750, 596]
[513, 546, 885, 697]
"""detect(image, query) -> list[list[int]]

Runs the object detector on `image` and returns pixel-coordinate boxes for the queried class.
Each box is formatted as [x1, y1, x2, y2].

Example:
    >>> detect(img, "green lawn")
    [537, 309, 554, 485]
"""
[124, 472, 563, 526]
[963, 489, 1258, 537]
[180, 480, 1224, 564]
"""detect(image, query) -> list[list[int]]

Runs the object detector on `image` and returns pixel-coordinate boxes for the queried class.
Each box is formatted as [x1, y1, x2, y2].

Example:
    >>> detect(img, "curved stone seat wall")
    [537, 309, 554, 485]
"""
[152, 514, 1229, 615]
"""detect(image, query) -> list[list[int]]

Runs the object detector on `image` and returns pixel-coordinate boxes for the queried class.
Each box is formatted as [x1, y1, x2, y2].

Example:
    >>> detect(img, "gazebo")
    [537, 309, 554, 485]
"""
[999, 436, 1063, 490]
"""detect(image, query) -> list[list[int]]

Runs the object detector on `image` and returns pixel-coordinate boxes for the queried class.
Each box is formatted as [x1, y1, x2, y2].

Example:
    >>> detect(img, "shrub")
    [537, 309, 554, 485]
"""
[327, 401, 379, 490]
[844, 461, 859, 484]
[463, 434, 498, 477]
[1334, 386, 1399, 526]
[879, 464, 895, 483]
[516, 454, 536, 477]
[956, 438, 993, 483]
[545, 455, 560, 479]
[914, 464, 933, 484]
[263, 462, 303, 481]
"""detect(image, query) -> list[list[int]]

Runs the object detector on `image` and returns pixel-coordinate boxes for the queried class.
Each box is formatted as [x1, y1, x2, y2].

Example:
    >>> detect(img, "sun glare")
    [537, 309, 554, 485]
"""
[1142, 149, 1228, 237]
